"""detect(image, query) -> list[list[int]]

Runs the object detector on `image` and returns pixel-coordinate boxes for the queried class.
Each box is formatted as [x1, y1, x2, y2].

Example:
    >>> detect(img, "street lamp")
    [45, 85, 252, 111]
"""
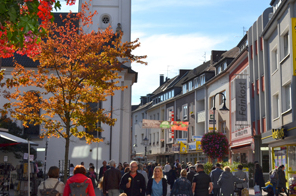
[142, 136, 149, 162]
[212, 92, 229, 133]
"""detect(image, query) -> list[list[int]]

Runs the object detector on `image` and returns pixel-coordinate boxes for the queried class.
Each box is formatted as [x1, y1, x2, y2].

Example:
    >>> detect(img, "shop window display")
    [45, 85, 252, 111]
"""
[273, 145, 296, 195]
[288, 146, 296, 195]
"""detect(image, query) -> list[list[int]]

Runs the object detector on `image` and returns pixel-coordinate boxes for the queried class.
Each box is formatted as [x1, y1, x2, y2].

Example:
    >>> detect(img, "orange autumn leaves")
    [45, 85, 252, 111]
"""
[1, 2, 146, 143]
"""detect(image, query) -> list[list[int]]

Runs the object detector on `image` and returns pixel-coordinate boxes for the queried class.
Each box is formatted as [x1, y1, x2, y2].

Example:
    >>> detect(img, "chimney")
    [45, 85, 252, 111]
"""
[140, 96, 147, 105]
[160, 74, 164, 86]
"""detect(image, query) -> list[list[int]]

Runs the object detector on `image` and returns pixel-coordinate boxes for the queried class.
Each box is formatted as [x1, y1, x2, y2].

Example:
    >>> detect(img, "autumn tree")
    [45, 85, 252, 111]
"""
[0, 0, 76, 58]
[1, 2, 146, 182]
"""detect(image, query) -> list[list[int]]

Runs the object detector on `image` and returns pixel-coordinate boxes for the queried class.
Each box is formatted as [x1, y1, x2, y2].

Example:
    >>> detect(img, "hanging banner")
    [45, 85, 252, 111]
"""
[188, 142, 196, 150]
[235, 79, 248, 121]
[142, 119, 162, 128]
[171, 121, 189, 131]
[142, 119, 188, 131]
[196, 141, 202, 151]
[180, 142, 187, 154]
[292, 18, 296, 76]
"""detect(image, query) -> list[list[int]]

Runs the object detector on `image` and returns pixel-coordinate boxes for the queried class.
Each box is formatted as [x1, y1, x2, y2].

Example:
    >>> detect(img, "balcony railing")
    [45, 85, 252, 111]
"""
[197, 110, 205, 123]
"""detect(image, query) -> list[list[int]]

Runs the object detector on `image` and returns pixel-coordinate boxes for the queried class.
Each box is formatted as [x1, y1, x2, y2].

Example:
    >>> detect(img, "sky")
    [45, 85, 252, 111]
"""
[56, 0, 271, 105]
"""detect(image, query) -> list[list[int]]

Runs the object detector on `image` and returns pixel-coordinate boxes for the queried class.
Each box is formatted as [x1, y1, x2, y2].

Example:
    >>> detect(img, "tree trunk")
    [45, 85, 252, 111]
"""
[63, 127, 70, 183]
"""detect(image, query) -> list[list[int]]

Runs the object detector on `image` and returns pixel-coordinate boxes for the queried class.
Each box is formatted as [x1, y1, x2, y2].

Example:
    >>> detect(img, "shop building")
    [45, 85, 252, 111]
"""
[248, 6, 273, 174]
[260, 0, 296, 193]
[228, 35, 254, 164]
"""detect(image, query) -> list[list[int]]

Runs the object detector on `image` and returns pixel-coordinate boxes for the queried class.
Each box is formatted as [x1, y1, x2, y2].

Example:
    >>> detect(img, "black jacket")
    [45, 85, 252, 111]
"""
[277, 168, 287, 187]
[167, 169, 177, 186]
[146, 178, 167, 196]
[99, 165, 110, 179]
[187, 171, 196, 184]
[120, 171, 146, 196]
[254, 168, 265, 188]
[171, 177, 193, 196]
[103, 167, 122, 194]
[192, 171, 211, 196]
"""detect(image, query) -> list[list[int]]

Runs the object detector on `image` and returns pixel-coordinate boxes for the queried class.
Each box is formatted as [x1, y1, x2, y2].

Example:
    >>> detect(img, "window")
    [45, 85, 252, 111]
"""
[153, 133, 155, 144]
[191, 126, 194, 137]
[273, 94, 280, 119]
[85, 102, 102, 138]
[182, 104, 188, 120]
[188, 81, 192, 91]
[102, 15, 110, 24]
[221, 122, 226, 134]
[200, 75, 205, 85]
[209, 96, 214, 109]
[283, 33, 289, 57]
[177, 107, 180, 120]
[153, 114, 156, 120]
[282, 83, 291, 112]
[135, 115, 138, 123]
[183, 84, 187, 94]
[223, 62, 227, 70]
[272, 49, 278, 73]
[141, 133, 144, 141]
[217, 66, 221, 74]
[142, 113, 144, 119]
[157, 113, 160, 120]
[135, 135, 137, 147]
[193, 78, 198, 88]
[171, 90, 174, 97]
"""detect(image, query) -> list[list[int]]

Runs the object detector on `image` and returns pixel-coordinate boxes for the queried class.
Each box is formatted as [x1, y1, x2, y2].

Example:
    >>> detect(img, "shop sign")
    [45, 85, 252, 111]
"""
[172, 144, 180, 152]
[272, 128, 287, 140]
[188, 142, 196, 150]
[192, 136, 202, 141]
[180, 142, 187, 154]
[231, 127, 251, 141]
[235, 79, 248, 121]
[176, 138, 187, 143]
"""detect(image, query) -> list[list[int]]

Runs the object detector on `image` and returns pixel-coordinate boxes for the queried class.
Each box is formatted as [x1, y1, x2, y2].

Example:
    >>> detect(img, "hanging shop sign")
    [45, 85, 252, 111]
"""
[272, 128, 287, 140]
[172, 144, 180, 152]
[235, 79, 248, 121]
[142, 119, 188, 130]
[180, 142, 187, 154]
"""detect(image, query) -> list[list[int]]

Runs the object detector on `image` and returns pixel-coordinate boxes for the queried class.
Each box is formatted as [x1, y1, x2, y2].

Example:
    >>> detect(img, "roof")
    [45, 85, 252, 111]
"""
[181, 61, 211, 84]
[2, 13, 75, 68]
[151, 76, 178, 95]
[0, 130, 38, 146]
[132, 101, 153, 113]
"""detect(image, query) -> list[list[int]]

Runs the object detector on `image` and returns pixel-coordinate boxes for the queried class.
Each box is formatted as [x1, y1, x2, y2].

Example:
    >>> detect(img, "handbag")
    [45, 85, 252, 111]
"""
[254, 185, 262, 196]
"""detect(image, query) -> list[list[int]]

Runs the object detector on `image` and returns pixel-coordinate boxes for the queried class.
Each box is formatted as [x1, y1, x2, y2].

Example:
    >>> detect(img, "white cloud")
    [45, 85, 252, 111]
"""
[131, 32, 227, 105]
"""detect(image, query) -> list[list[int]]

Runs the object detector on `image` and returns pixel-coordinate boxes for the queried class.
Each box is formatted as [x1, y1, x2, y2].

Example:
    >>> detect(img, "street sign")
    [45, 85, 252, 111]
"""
[209, 120, 216, 124]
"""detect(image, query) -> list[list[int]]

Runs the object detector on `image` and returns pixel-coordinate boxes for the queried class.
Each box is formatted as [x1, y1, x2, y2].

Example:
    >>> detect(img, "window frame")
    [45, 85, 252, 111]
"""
[182, 104, 188, 120]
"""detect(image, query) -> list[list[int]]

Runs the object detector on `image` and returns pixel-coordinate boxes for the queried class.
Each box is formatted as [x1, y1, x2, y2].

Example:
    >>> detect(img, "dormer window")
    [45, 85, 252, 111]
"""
[183, 83, 187, 94]
[223, 62, 227, 70]
[217, 66, 221, 74]
[188, 81, 192, 91]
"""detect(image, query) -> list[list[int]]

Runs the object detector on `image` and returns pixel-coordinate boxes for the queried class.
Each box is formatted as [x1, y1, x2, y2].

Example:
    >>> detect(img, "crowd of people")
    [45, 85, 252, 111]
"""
[36, 159, 287, 196]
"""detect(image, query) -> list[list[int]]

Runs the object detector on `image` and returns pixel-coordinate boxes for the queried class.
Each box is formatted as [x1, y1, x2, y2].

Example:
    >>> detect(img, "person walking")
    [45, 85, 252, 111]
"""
[210, 163, 223, 196]
[234, 165, 248, 196]
[187, 166, 196, 184]
[138, 163, 148, 185]
[99, 160, 110, 180]
[276, 165, 288, 196]
[254, 163, 265, 194]
[146, 166, 167, 196]
[175, 164, 181, 179]
[192, 164, 213, 196]
[86, 166, 98, 189]
[167, 166, 177, 191]
[37, 166, 65, 196]
[171, 169, 193, 196]
[119, 161, 146, 196]
[217, 166, 245, 196]
[164, 162, 171, 177]
[63, 165, 95, 196]
[103, 160, 122, 196]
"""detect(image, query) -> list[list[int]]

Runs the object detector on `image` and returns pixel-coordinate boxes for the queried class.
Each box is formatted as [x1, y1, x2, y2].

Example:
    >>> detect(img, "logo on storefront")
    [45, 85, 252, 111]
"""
[272, 128, 287, 140]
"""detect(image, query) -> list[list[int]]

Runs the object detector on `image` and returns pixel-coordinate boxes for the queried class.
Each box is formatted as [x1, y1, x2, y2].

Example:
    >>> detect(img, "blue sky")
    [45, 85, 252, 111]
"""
[56, 0, 271, 105]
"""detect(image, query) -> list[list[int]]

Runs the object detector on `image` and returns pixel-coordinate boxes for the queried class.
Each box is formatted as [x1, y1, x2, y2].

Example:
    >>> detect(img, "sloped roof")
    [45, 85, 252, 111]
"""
[132, 101, 153, 113]
[2, 13, 75, 68]
[151, 76, 178, 95]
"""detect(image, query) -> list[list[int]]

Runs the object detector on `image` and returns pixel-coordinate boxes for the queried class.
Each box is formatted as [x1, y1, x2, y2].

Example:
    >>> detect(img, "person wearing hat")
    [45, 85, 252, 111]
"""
[187, 166, 196, 184]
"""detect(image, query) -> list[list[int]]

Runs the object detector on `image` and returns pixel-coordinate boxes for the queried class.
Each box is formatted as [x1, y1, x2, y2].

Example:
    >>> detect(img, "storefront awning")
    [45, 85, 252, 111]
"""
[0, 131, 38, 146]
[230, 142, 251, 149]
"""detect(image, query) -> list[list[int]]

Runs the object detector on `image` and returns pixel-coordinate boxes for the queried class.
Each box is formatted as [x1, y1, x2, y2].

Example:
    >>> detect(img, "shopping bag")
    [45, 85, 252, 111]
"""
[254, 185, 262, 196]
[241, 188, 249, 196]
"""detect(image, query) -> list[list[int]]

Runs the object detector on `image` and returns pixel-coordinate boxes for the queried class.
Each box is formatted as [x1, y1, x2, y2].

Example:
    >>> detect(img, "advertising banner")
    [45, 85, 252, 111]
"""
[142, 119, 188, 131]
[188, 142, 196, 150]
[172, 144, 180, 152]
[235, 79, 248, 121]
[180, 142, 187, 154]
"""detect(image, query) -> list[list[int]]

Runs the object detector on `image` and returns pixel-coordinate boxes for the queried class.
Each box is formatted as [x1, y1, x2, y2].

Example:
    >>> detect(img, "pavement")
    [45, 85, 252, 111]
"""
[7, 187, 258, 196]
